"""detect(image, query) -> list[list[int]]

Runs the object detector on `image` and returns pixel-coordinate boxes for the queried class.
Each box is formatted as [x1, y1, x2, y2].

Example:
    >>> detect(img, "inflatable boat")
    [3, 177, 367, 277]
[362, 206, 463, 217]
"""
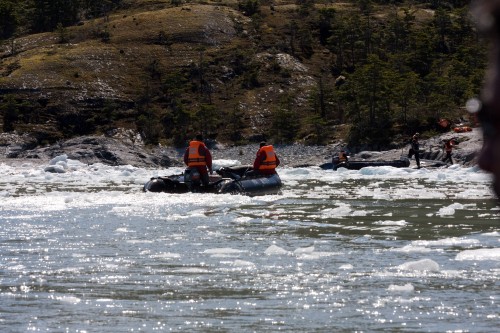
[320, 157, 410, 170]
[143, 165, 282, 196]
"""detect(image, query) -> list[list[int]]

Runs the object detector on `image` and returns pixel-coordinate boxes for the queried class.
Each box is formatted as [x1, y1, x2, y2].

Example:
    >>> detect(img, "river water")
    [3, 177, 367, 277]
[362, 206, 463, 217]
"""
[0, 156, 498, 332]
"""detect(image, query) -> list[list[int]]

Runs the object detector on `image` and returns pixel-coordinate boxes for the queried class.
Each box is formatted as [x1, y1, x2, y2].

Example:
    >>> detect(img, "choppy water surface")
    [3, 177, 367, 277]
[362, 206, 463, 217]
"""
[0, 157, 498, 332]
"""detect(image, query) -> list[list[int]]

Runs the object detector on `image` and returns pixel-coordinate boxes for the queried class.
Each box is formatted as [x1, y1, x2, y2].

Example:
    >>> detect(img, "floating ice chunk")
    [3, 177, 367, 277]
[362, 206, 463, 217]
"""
[393, 245, 432, 253]
[437, 206, 455, 216]
[359, 166, 394, 176]
[151, 252, 181, 259]
[173, 268, 210, 273]
[264, 245, 290, 255]
[49, 154, 68, 165]
[321, 203, 353, 218]
[294, 246, 314, 254]
[387, 283, 414, 292]
[296, 251, 337, 260]
[449, 202, 464, 209]
[213, 159, 241, 169]
[412, 237, 479, 247]
[49, 295, 81, 304]
[297, 253, 322, 260]
[203, 248, 246, 256]
[437, 203, 464, 216]
[398, 258, 440, 272]
[231, 260, 256, 268]
[374, 220, 407, 226]
[456, 248, 500, 261]
[44, 164, 66, 173]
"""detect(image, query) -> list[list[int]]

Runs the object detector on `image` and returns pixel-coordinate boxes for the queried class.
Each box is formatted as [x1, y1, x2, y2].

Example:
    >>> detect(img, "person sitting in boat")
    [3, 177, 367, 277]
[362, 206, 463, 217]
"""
[408, 133, 421, 168]
[331, 149, 349, 168]
[183, 134, 213, 186]
[252, 141, 280, 176]
[442, 138, 455, 164]
[339, 149, 349, 163]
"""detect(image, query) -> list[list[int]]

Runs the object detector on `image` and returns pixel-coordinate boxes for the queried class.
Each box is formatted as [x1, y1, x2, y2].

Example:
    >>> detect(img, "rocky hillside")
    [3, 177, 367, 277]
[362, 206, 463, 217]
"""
[1, 1, 331, 145]
[0, 0, 485, 151]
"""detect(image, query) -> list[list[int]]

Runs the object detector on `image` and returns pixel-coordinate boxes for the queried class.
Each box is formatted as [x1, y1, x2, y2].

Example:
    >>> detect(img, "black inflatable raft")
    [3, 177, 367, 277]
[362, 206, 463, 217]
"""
[320, 157, 411, 170]
[143, 165, 282, 196]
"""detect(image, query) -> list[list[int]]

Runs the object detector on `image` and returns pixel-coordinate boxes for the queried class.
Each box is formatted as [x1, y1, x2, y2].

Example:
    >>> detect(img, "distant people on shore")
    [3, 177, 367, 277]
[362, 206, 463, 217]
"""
[470, 0, 500, 201]
[408, 133, 421, 169]
[442, 139, 455, 164]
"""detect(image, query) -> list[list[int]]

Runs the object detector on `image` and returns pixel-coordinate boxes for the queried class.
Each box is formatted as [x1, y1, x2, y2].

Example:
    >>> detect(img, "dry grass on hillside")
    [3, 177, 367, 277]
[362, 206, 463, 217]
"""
[0, 4, 247, 98]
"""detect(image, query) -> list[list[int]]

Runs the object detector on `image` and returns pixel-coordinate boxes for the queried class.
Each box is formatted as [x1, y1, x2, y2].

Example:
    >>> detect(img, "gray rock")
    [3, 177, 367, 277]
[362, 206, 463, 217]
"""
[1, 134, 183, 168]
[0, 129, 484, 169]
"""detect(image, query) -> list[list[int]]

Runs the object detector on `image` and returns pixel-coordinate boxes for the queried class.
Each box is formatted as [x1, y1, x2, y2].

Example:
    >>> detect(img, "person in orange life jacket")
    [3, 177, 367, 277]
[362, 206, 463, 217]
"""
[339, 149, 348, 163]
[183, 134, 213, 186]
[253, 141, 280, 175]
[442, 139, 454, 164]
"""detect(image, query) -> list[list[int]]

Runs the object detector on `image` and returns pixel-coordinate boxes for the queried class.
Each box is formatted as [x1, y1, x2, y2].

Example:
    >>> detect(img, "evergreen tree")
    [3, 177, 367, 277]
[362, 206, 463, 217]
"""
[31, 0, 80, 32]
[0, 0, 17, 39]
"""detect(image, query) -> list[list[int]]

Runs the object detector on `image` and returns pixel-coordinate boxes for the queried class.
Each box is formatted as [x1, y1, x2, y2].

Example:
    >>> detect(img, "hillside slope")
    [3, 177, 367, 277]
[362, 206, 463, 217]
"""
[0, 0, 484, 150]
[1, 2, 332, 144]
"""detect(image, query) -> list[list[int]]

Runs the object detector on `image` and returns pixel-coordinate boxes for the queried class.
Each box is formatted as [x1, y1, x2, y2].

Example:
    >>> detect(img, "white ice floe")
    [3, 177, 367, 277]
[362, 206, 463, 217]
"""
[264, 245, 290, 255]
[387, 283, 414, 292]
[397, 259, 440, 272]
[455, 248, 500, 261]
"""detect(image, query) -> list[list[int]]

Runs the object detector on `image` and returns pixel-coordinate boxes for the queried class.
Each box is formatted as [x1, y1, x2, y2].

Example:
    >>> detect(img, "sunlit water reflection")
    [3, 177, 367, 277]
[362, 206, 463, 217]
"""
[0, 158, 498, 332]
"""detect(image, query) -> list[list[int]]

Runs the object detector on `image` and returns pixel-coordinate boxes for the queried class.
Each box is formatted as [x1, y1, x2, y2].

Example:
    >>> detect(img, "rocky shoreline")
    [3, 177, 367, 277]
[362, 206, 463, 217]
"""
[0, 129, 483, 169]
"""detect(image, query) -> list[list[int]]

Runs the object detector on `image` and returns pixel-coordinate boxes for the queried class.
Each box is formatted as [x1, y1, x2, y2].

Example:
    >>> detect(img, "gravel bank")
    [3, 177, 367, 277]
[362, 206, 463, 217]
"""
[210, 128, 483, 168]
[0, 129, 483, 169]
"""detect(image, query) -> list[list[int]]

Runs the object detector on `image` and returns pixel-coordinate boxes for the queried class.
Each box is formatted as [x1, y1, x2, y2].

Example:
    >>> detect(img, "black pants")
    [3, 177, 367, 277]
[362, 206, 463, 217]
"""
[200, 171, 210, 186]
[192, 166, 210, 186]
[408, 149, 420, 168]
[443, 152, 453, 164]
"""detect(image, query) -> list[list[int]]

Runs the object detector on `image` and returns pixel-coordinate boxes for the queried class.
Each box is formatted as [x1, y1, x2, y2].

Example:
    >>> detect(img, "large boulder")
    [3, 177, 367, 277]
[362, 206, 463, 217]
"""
[1, 134, 183, 168]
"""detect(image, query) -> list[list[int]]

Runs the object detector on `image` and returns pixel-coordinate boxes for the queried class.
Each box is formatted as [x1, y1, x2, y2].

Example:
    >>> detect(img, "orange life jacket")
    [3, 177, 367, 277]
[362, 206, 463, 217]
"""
[258, 145, 277, 170]
[187, 141, 207, 167]
[339, 151, 348, 162]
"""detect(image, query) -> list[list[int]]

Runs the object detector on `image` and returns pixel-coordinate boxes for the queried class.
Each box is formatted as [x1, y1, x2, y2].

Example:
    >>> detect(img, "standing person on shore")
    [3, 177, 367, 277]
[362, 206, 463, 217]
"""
[183, 134, 213, 186]
[470, 0, 500, 201]
[442, 139, 454, 164]
[408, 133, 421, 169]
[253, 141, 280, 175]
